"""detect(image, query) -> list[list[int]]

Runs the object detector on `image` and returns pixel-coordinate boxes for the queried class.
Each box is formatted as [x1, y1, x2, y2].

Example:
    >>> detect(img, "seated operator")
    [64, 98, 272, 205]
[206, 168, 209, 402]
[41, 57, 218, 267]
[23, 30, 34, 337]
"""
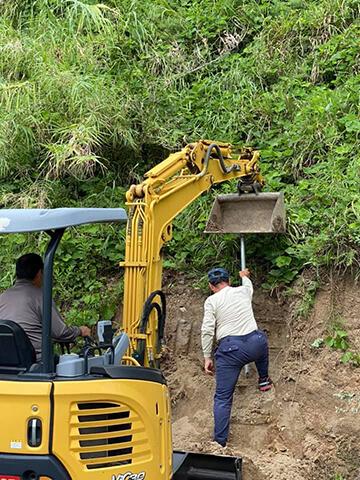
[0, 253, 91, 361]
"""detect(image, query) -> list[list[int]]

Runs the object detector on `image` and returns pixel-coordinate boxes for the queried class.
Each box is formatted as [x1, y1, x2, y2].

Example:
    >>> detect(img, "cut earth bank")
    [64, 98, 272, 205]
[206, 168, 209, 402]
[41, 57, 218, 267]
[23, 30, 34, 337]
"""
[162, 272, 360, 480]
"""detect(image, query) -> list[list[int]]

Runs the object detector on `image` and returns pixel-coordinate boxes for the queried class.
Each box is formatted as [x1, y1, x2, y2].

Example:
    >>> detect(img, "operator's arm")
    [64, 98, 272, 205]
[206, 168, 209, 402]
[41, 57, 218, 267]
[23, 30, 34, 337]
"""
[239, 269, 253, 298]
[50, 302, 82, 342]
[201, 297, 216, 358]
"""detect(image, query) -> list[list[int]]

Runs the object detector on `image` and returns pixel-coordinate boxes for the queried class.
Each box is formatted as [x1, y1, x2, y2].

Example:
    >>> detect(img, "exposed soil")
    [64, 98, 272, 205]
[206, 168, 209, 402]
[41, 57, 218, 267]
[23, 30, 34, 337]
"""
[162, 272, 360, 480]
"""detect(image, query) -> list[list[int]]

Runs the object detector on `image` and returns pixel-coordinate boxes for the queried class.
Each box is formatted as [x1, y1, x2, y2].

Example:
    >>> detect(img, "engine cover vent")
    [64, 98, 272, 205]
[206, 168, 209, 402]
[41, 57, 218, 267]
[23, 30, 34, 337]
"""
[70, 401, 150, 470]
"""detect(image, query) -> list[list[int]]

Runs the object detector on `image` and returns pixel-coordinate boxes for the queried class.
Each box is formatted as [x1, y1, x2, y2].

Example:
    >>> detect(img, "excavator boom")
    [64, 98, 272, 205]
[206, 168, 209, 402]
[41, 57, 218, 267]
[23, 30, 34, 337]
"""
[119, 139, 286, 478]
[121, 140, 266, 366]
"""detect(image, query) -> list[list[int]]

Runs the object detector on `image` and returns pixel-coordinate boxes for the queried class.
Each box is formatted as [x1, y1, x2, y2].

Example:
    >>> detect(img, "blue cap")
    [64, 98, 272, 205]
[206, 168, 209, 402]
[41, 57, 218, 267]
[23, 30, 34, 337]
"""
[208, 267, 229, 285]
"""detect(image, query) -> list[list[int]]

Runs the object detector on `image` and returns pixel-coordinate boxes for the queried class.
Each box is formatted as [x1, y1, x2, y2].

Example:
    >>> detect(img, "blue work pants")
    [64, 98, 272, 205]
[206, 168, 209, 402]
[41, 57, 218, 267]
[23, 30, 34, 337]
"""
[213, 330, 269, 446]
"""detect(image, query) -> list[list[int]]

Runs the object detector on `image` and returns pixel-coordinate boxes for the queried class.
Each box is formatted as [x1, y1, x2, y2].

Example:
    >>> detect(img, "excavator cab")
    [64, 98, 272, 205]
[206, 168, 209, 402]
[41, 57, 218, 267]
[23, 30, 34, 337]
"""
[0, 208, 174, 480]
[0, 208, 241, 480]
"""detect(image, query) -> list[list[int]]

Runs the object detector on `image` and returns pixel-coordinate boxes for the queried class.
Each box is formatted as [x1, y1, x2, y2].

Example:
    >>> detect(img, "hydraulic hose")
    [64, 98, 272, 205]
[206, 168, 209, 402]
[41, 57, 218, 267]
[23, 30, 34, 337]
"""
[198, 143, 240, 178]
[136, 290, 166, 367]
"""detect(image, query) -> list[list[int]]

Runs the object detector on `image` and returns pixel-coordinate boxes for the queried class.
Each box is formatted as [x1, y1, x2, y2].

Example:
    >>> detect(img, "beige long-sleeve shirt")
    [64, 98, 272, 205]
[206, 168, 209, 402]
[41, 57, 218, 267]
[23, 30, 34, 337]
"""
[201, 277, 258, 357]
[0, 279, 80, 361]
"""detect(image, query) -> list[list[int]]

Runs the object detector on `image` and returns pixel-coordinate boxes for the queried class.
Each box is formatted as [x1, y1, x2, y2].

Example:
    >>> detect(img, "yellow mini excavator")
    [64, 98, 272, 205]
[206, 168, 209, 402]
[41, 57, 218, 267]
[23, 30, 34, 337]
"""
[0, 140, 285, 480]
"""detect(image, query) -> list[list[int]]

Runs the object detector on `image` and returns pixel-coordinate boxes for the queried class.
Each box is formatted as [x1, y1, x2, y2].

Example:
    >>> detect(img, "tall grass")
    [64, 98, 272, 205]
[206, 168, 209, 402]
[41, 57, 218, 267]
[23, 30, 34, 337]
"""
[0, 0, 359, 316]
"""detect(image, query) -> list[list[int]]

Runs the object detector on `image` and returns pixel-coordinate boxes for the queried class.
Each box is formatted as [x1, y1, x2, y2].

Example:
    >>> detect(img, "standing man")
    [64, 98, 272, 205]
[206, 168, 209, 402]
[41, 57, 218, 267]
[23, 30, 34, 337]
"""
[201, 267, 271, 447]
[0, 253, 91, 361]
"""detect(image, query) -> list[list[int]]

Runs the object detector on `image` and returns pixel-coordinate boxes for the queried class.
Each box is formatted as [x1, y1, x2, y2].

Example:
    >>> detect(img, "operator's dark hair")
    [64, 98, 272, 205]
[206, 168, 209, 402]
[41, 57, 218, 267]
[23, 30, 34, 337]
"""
[16, 253, 44, 281]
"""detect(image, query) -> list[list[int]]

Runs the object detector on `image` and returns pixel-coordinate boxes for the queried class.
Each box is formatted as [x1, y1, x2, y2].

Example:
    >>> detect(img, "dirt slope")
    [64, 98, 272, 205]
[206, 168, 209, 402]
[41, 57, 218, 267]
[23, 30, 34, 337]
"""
[162, 273, 360, 480]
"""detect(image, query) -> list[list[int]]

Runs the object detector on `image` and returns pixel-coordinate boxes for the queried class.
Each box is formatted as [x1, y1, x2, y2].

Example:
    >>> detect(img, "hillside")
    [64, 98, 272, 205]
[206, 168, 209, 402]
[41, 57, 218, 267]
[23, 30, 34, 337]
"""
[0, 2, 359, 478]
[164, 273, 360, 479]
[0, 1, 359, 325]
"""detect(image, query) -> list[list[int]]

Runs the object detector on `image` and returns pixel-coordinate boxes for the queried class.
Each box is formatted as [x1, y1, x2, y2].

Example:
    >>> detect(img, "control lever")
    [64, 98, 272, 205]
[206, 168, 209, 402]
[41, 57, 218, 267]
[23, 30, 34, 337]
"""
[97, 320, 113, 345]
[97, 320, 115, 364]
[82, 336, 102, 374]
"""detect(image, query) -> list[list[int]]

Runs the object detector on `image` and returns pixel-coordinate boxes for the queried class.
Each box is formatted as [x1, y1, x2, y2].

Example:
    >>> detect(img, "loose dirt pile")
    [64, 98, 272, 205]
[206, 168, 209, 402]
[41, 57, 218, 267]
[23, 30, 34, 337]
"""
[162, 273, 360, 480]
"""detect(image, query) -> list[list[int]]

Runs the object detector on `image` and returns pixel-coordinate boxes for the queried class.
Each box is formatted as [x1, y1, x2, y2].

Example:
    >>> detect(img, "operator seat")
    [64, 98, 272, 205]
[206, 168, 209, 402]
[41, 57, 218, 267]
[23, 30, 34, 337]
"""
[0, 320, 36, 374]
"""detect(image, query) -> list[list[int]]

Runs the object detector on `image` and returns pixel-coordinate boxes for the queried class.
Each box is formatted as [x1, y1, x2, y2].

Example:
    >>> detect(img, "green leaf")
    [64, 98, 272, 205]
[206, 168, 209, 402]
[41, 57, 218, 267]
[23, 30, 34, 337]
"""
[340, 352, 353, 364]
[274, 256, 292, 267]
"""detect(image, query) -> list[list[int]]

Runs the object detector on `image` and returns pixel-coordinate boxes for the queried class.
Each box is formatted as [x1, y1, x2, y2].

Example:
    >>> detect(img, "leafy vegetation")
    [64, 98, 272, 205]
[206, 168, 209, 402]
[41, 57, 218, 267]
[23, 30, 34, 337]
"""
[325, 326, 350, 351]
[0, 0, 359, 320]
[312, 322, 360, 367]
[339, 351, 360, 367]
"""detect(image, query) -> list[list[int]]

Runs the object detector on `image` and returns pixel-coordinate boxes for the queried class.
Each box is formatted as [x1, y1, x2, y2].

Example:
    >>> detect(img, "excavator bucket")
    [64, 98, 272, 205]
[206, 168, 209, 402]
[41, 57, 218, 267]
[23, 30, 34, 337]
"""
[173, 450, 242, 480]
[205, 192, 286, 234]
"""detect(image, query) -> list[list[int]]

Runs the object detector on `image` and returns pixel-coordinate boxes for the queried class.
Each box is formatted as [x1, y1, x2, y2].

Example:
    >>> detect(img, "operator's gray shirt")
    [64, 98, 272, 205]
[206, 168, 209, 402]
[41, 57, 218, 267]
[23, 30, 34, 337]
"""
[0, 279, 80, 361]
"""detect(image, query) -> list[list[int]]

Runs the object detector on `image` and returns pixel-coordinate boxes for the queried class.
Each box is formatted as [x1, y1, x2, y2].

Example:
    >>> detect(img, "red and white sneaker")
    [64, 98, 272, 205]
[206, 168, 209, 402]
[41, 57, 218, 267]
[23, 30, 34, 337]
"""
[258, 377, 272, 392]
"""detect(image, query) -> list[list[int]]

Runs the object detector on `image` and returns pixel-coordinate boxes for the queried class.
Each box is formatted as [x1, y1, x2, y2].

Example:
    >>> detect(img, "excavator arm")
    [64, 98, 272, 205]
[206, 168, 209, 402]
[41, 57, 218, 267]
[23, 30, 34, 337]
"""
[121, 140, 264, 367]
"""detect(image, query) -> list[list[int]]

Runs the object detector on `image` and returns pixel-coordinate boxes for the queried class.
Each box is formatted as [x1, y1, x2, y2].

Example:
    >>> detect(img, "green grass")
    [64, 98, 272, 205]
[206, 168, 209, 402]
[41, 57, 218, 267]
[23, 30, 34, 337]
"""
[0, 0, 359, 320]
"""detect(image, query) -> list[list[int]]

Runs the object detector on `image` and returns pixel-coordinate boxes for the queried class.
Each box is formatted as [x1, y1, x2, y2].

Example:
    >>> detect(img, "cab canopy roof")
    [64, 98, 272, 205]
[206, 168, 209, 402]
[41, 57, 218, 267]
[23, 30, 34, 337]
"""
[0, 208, 127, 233]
